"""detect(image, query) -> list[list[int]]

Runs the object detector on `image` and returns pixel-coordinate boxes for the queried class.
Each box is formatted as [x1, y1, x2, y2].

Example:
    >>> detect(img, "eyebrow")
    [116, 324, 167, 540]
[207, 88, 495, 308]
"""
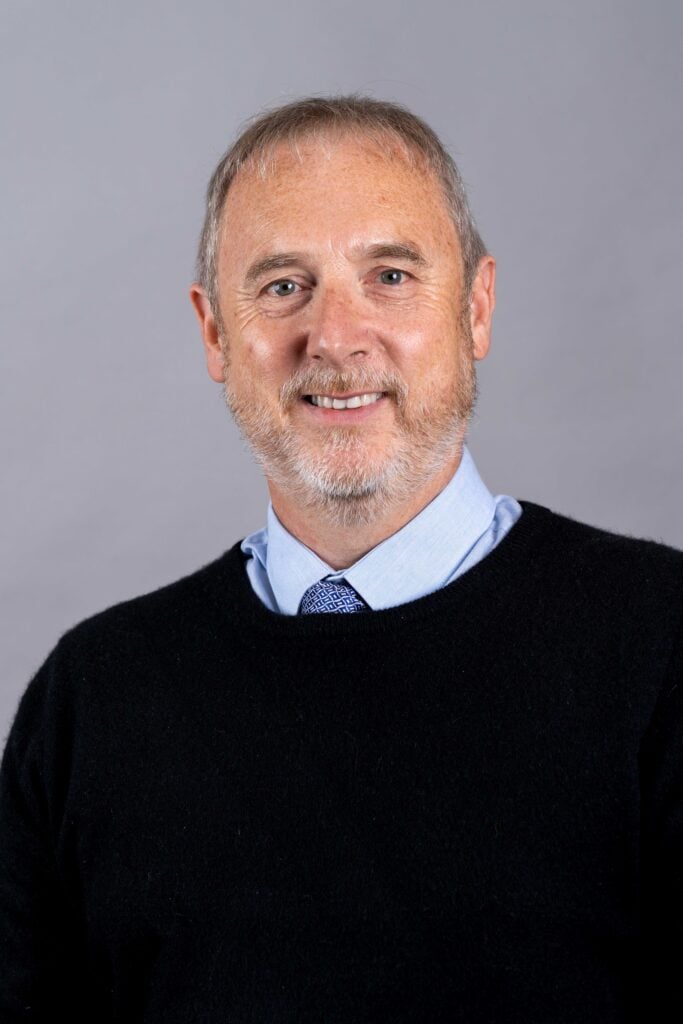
[361, 242, 429, 268]
[244, 253, 304, 286]
[243, 241, 429, 287]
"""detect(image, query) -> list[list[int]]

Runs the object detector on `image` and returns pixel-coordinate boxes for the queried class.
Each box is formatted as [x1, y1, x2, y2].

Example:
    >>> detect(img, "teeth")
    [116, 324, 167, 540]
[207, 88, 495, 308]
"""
[309, 392, 383, 410]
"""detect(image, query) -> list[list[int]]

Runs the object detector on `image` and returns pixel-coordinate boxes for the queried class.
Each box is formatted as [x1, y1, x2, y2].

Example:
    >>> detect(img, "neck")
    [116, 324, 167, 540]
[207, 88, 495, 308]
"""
[267, 450, 464, 570]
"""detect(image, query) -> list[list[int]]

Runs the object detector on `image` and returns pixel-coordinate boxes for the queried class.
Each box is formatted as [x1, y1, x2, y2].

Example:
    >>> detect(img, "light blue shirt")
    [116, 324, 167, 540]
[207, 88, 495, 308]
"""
[240, 446, 522, 615]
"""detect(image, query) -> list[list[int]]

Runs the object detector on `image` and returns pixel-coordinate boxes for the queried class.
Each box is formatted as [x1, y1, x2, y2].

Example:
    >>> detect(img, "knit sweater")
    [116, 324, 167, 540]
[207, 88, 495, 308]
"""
[1, 501, 682, 1023]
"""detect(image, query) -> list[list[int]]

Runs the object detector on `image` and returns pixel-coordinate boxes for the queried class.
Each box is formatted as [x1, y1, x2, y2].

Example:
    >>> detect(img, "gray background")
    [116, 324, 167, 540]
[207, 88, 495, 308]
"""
[2, 0, 681, 740]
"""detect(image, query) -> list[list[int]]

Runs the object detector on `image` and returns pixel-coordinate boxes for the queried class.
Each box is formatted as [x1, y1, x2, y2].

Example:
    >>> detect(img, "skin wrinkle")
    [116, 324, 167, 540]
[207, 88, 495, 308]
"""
[197, 104, 489, 324]
[244, 242, 429, 292]
[191, 133, 495, 568]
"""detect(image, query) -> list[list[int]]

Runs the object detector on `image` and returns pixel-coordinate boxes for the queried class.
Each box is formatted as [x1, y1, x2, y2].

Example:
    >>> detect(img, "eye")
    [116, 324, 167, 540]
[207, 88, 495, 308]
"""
[378, 268, 407, 286]
[267, 279, 299, 297]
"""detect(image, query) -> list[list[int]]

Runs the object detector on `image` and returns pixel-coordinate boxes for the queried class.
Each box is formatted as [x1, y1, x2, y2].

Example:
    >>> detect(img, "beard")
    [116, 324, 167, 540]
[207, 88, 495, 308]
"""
[223, 325, 478, 528]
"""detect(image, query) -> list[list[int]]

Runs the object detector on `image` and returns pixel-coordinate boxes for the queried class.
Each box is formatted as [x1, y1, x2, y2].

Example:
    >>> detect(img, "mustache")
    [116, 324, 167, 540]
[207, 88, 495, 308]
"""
[279, 366, 408, 409]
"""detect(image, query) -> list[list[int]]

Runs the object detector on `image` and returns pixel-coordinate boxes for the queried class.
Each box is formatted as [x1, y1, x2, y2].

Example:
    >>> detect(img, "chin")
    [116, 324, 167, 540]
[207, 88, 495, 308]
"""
[285, 442, 433, 527]
[237, 405, 469, 526]
[295, 436, 398, 492]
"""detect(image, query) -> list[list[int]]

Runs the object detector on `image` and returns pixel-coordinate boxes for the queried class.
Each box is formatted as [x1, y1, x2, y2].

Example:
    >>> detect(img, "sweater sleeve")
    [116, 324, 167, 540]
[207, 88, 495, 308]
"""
[0, 643, 87, 1020]
[638, 609, 683, 1018]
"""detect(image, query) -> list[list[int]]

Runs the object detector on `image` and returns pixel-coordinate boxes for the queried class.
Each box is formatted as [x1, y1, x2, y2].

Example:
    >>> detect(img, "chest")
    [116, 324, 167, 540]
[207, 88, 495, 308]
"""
[69, 626, 643, 962]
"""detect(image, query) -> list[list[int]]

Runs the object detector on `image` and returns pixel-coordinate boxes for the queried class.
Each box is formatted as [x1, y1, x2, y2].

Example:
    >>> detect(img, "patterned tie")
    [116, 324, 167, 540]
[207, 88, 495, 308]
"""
[299, 578, 368, 614]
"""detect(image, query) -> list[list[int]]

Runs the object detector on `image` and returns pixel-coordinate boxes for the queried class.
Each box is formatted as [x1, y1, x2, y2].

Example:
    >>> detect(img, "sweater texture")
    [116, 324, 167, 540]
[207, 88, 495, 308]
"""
[1, 501, 683, 1022]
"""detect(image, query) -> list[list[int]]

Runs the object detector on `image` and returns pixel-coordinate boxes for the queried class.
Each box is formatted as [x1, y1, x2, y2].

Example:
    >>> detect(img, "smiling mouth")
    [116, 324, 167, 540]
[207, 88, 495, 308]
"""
[303, 392, 385, 410]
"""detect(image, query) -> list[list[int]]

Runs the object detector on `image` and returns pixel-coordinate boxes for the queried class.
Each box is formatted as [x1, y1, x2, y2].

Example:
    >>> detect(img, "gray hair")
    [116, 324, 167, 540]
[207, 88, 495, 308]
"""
[196, 95, 487, 315]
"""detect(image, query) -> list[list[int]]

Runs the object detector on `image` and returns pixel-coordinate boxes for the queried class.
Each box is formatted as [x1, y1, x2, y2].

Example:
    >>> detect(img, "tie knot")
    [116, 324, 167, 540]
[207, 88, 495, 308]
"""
[299, 578, 367, 615]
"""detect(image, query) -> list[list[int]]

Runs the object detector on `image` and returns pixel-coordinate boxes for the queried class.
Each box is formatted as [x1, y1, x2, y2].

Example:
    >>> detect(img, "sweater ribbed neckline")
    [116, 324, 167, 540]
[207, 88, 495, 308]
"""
[201, 500, 553, 637]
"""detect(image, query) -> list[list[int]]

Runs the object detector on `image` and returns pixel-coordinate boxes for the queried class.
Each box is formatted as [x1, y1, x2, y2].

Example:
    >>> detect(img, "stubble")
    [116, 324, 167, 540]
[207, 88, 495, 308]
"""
[222, 319, 478, 528]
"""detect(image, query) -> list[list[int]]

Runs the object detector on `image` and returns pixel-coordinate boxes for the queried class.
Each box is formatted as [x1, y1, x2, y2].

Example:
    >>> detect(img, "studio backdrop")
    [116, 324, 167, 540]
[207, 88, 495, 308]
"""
[2, 0, 681, 738]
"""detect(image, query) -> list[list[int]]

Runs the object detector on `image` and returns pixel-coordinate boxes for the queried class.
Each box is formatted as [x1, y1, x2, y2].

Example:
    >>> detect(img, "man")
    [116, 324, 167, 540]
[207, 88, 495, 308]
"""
[1, 96, 681, 1021]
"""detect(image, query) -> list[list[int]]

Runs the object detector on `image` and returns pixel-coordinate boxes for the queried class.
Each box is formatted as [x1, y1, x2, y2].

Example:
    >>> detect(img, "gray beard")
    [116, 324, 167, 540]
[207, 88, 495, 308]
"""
[224, 350, 477, 529]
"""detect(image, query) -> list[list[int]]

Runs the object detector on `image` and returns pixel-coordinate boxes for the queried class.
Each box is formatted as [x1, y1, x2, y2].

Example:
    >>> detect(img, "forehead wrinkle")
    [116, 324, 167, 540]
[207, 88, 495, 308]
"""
[222, 136, 459, 286]
[248, 126, 419, 179]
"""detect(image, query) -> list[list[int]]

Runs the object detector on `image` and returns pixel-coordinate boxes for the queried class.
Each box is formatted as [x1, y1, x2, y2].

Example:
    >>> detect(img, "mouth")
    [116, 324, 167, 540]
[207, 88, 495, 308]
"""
[303, 391, 386, 410]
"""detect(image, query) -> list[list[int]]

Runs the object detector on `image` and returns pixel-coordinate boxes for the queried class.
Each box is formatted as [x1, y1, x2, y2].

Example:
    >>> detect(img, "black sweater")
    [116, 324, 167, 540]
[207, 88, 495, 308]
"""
[1, 501, 682, 1022]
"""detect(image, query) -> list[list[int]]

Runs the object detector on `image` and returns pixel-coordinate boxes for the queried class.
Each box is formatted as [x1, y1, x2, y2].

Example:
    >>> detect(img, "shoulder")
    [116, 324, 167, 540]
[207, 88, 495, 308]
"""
[520, 499, 683, 573]
[5, 545, 246, 761]
[517, 499, 683, 633]
[19, 545, 243, 709]
[56, 543, 245, 667]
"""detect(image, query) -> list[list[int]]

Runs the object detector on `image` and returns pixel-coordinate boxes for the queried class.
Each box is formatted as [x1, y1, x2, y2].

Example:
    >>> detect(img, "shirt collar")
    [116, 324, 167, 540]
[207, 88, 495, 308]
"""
[243, 446, 497, 615]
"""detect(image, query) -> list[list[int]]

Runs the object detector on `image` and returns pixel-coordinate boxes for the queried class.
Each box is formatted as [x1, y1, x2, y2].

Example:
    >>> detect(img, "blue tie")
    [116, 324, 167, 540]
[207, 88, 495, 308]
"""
[299, 578, 368, 614]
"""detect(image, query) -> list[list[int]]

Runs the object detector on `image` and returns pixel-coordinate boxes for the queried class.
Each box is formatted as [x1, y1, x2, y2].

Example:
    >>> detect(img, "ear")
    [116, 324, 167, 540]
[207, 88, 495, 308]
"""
[468, 256, 496, 361]
[189, 284, 226, 383]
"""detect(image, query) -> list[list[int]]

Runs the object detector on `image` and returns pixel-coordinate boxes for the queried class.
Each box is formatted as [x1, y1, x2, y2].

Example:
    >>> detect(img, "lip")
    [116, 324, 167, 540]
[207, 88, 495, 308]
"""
[305, 391, 379, 401]
[299, 393, 388, 424]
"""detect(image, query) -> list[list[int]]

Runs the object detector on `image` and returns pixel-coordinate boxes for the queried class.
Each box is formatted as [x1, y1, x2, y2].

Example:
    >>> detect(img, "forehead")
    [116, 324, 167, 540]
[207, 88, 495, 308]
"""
[219, 133, 460, 268]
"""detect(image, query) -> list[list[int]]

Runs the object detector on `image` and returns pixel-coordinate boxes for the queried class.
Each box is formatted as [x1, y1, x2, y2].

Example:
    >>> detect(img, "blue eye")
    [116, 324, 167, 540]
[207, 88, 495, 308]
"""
[379, 269, 405, 285]
[269, 279, 298, 296]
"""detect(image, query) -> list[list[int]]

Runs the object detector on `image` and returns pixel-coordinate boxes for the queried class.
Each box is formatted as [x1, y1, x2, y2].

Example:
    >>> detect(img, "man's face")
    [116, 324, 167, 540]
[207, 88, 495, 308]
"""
[204, 134, 490, 522]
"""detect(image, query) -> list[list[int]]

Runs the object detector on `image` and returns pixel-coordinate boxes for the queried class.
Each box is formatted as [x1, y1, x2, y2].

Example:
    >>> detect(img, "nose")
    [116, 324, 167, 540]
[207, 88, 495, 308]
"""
[304, 284, 371, 366]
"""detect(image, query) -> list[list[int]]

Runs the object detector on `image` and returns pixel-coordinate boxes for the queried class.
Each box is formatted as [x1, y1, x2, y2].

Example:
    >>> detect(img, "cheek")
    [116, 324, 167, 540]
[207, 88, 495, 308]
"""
[245, 335, 288, 368]
[227, 337, 294, 405]
[387, 313, 461, 379]
[232, 311, 300, 371]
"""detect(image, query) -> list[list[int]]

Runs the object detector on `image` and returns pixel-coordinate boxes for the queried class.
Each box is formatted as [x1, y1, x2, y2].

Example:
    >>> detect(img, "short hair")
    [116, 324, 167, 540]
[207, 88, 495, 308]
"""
[196, 94, 488, 315]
